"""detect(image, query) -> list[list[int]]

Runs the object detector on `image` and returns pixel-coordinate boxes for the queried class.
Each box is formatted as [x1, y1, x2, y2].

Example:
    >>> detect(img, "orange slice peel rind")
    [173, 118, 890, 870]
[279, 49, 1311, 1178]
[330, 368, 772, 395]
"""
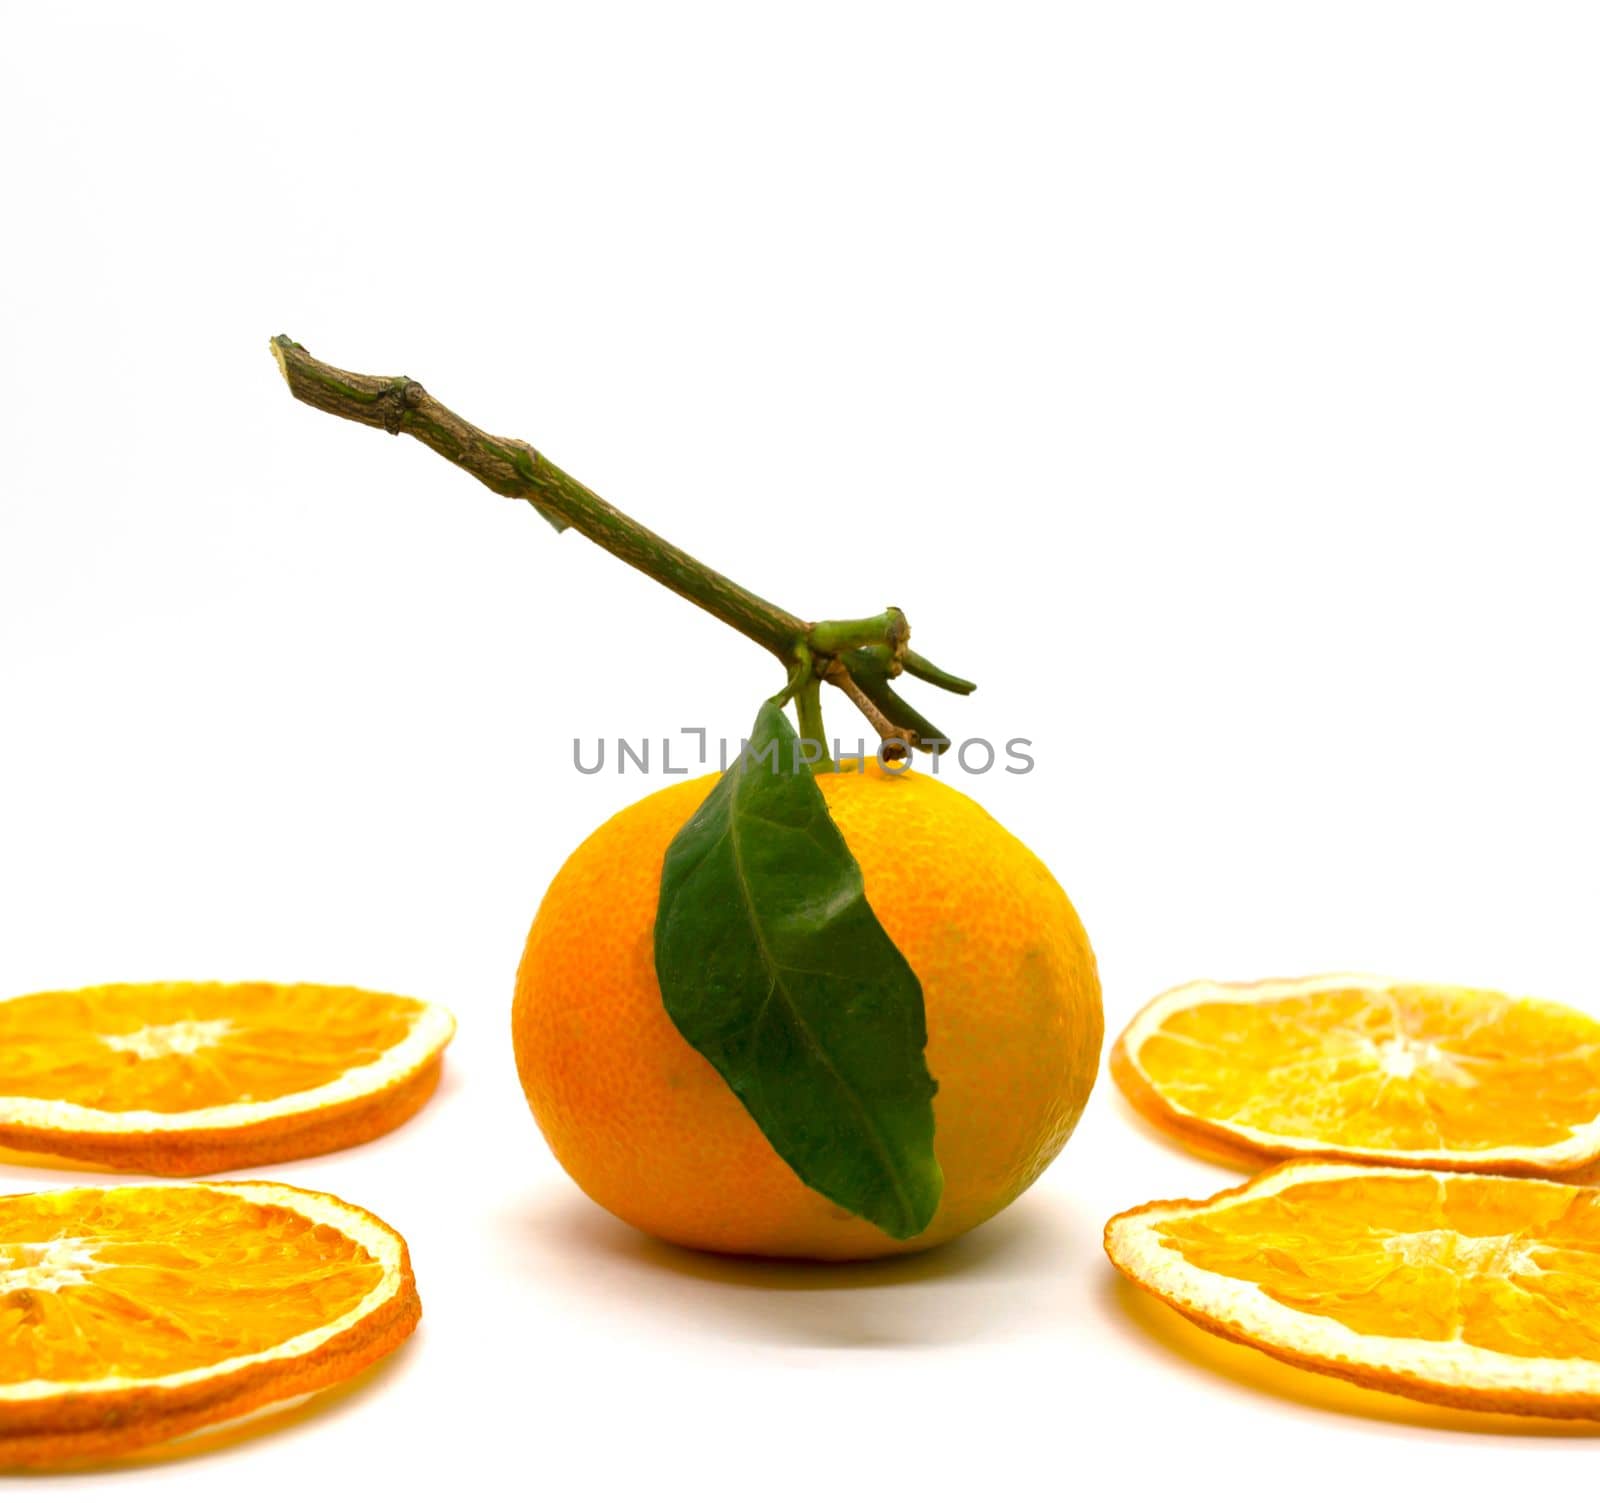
[0, 1180, 419, 1468]
[1106, 1159, 1600, 1421]
[1113, 974, 1600, 1174]
[0, 982, 456, 1174]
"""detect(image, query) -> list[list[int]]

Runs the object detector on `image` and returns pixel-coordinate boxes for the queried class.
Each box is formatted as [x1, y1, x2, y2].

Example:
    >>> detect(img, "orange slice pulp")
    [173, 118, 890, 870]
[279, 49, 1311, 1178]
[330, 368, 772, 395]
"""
[1113, 975, 1600, 1173]
[0, 982, 455, 1173]
[0, 1180, 417, 1467]
[1106, 1160, 1600, 1419]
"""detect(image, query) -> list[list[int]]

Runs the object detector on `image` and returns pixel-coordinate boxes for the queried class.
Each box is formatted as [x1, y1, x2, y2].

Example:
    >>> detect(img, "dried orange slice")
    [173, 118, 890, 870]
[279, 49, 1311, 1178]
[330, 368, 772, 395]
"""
[1113, 975, 1600, 1173]
[0, 982, 455, 1173]
[0, 1180, 418, 1467]
[1106, 1160, 1600, 1420]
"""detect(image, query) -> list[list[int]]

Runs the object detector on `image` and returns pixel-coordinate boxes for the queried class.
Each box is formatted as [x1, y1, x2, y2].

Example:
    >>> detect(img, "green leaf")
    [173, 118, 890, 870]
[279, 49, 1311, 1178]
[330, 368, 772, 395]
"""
[654, 700, 942, 1240]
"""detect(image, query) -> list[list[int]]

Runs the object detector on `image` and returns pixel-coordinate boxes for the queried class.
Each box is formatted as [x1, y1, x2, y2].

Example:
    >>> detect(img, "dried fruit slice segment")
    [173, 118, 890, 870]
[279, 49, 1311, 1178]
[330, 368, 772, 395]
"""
[0, 982, 455, 1173]
[1106, 1160, 1600, 1420]
[0, 1180, 418, 1466]
[1113, 975, 1600, 1173]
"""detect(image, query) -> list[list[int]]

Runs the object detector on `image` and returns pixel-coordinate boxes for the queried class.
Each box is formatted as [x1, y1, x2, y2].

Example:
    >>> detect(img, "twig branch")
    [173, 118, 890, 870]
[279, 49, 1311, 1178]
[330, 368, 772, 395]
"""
[269, 336, 973, 750]
[826, 662, 913, 749]
[271, 335, 805, 660]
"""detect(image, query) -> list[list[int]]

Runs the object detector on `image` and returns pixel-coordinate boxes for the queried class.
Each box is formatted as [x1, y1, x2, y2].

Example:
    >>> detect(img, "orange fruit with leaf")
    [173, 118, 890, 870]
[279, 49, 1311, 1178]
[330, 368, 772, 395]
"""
[272, 337, 1105, 1261]
[513, 743, 1101, 1260]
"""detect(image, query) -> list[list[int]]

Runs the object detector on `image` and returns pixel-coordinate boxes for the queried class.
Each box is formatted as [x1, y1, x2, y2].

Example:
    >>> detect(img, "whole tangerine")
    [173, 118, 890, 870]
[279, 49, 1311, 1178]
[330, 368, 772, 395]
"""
[512, 763, 1102, 1260]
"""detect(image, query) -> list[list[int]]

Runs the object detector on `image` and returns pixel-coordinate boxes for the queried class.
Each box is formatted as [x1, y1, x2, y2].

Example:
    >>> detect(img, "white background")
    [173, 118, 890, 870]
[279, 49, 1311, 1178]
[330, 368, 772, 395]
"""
[3, 2, 1599, 1496]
